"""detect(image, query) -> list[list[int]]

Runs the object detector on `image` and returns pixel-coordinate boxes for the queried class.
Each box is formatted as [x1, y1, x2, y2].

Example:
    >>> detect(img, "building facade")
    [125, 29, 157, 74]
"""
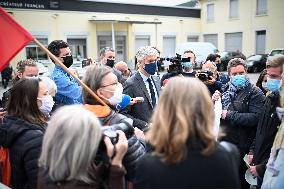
[200, 0, 284, 56]
[1, 0, 284, 69]
[1, 0, 201, 69]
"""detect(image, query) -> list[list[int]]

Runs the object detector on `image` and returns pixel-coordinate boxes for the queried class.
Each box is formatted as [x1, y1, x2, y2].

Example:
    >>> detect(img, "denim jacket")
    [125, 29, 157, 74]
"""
[51, 65, 82, 105]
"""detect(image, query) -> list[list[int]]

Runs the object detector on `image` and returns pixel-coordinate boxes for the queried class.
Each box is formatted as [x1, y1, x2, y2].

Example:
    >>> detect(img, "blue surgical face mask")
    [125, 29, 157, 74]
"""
[231, 75, 247, 88]
[262, 82, 268, 91]
[144, 61, 157, 75]
[181, 61, 193, 68]
[266, 78, 281, 92]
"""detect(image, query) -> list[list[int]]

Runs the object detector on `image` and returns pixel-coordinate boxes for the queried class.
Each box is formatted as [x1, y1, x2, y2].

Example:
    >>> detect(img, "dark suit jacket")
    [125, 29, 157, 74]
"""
[121, 71, 160, 130]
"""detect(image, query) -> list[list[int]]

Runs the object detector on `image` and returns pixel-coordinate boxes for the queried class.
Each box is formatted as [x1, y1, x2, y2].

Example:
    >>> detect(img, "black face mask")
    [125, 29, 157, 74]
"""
[106, 59, 115, 68]
[62, 55, 73, 68]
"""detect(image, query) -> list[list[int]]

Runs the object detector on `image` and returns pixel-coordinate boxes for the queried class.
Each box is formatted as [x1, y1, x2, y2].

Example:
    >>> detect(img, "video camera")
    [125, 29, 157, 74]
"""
[161, 54, 191, 74]
[198, 70, 213, 81]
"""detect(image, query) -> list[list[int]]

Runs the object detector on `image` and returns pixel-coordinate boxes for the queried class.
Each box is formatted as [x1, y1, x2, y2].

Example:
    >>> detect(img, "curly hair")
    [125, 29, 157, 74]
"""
[48, 40, 69, 62]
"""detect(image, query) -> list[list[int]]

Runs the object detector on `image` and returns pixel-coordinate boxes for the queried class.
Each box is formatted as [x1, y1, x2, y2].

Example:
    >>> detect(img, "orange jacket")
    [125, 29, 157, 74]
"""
[0, 146, 11, 186]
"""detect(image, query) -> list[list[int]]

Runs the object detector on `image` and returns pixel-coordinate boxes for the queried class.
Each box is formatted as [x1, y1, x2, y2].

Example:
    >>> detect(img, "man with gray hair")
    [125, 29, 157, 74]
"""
[196, 61, 222, 95]
[121, 46, 161, 130]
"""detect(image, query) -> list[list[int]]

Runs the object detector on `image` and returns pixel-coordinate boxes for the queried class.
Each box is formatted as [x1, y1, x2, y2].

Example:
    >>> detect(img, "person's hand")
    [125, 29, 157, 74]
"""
[248, 154, 254, 165]
[68, 68, 79, 77]
[162, 79, 169, 87]
[221, 110, 227, 119]
[212, 90, 221, 102]
[134, 127, 145, 140]
[104, 130, 128, 167]
[249, 166, 259, 177]
[130, 97, 144, 105]
[204, 76, 216, 85]
[0, 109, 7, 122]
[195, 71, 200, 78]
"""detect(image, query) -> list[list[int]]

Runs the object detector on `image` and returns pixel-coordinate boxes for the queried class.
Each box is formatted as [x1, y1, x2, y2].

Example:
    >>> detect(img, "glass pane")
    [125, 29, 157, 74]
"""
[26, 47, 37, 59]
[37, 47, 48, 60]
[256, 0, 267, 15]
[207, 4, 214, 21]
[230, 0, 239, 18]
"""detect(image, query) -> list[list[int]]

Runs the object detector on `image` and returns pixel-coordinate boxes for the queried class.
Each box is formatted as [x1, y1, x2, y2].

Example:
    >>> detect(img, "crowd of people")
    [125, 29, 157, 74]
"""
[0, 39, 284, 189]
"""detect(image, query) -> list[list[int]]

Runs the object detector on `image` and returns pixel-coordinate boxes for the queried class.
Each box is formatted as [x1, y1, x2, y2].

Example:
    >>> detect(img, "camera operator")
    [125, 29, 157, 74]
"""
[196, 61, 222, 95]
[38, 105, 128, 189]
[160, 50, 196, 86]
[206, 53, 230, 85]
[182, 50, 196, 77]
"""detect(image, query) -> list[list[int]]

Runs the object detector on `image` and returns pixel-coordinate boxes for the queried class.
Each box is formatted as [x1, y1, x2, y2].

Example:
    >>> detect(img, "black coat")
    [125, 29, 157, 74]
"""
[250, 92, 281, 177]
[121, 72, 160, 130]
[221, 84, 265, 155]
[134, 142, 240, 189]
[1, 66, 13, 79]
[0, 116, 46, 189]
[97, 110, 146, 181]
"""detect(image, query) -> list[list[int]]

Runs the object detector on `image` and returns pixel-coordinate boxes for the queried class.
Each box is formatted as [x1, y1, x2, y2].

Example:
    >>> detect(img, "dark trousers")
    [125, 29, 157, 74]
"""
[2, 77, 9, 89]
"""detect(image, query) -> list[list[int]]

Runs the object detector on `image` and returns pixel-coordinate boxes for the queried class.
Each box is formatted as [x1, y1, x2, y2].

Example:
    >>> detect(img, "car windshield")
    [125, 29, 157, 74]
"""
[270, 50, 284, 56]
[247, 55, 262, 61]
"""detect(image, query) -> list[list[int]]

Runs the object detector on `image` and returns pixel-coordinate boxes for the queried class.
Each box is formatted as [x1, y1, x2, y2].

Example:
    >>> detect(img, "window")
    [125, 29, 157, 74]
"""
[67, 38, 87, 59]
[256, 30, 266, 54]
[256, 0, 267, 15]
[26, 38, 48, 60]
[97, 35, 126, 61]
[135, 35, 150, 53]
[225, 32, 243, 52]
[162, 36, 176, 57]
[207, 4, 214, 22]
[203, 34, 218, 48]
[187, 36, 199, 42]
[229, 0, 239, 19]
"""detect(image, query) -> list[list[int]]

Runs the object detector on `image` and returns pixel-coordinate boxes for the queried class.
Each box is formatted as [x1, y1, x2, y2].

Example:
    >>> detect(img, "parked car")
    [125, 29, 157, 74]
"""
[267, 48, 284, 61]
[217, 51, 246, 71]
[175, 42, 218, 69]
[70, 60, 86, 79]
[245, 54, 268, 73]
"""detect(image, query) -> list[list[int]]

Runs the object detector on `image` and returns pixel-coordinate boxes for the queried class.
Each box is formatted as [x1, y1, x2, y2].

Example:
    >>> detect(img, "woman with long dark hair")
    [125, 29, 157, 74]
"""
[0, 78, 48, 189]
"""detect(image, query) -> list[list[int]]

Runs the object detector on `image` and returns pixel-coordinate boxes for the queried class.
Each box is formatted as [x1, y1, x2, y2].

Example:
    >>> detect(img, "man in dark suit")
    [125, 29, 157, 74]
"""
[121, 46, 161, 130]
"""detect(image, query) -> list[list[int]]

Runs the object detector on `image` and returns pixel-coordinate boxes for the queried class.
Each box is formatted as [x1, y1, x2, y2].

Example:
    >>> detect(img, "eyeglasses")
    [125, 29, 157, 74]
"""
[100, 81, 119, 88]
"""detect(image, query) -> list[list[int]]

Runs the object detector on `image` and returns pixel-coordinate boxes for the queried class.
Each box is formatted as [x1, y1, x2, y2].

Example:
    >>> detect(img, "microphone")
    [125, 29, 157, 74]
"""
[116, 94, 131, 111]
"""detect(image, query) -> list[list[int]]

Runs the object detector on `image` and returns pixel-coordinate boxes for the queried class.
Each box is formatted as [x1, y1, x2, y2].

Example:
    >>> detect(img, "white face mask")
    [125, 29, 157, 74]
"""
[102, 84, 123, 106]
[38, 95, 55, 115]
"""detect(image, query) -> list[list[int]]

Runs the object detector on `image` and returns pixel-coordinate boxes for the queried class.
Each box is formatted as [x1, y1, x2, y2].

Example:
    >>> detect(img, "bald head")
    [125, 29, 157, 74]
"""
[202, 61, 217, 73]
[115, 61, 131, 77]
[115, 61, 128, 71]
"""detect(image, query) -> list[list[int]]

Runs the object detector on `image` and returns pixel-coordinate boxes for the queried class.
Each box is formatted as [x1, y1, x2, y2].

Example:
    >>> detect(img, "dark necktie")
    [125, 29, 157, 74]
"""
[147, 77, 156, 107]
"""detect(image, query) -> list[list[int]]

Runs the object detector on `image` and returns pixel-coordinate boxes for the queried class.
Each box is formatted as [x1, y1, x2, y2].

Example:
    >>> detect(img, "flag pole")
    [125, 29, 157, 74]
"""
[33, 38, 108, 107]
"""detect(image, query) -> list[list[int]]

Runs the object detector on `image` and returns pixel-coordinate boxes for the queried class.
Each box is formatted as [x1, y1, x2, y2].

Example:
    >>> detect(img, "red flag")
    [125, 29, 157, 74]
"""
[0, 7, 34, 72]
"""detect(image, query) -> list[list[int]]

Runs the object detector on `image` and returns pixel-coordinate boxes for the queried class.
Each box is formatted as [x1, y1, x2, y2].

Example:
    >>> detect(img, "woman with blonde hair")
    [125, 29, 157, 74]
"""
[134, 77, 240, 189]
[37, 105, 128, 189]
